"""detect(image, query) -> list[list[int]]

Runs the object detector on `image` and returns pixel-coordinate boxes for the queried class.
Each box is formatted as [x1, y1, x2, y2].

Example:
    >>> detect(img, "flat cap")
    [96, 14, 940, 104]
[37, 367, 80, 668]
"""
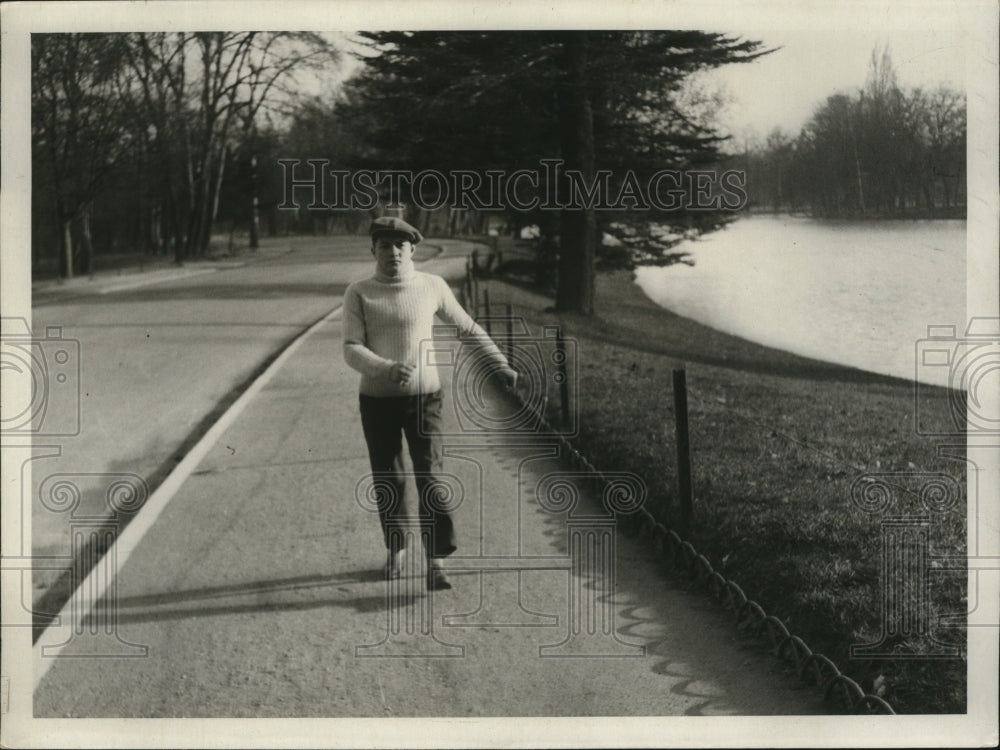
[369, 216, 423, 245]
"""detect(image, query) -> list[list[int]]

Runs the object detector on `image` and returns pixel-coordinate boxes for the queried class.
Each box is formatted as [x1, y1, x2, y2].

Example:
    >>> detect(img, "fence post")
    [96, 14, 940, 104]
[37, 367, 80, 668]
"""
[483, 287, 492, 337]
[505, 303, 514, 362]
[466, 259, 478, 318]
[672, 368, 693, 538]
[556, 328, 570, 427]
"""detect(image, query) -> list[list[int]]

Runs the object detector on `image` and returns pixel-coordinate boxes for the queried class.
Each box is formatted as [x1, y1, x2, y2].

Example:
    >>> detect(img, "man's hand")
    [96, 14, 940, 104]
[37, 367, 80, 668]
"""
[495, 365, 518, 391]
[389, 361, 416, 387]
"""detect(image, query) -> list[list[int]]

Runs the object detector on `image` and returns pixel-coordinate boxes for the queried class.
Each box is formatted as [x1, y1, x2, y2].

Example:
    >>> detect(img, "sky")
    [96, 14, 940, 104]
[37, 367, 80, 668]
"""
[703, 24, 969, 141]
[321, 7, 972, 149]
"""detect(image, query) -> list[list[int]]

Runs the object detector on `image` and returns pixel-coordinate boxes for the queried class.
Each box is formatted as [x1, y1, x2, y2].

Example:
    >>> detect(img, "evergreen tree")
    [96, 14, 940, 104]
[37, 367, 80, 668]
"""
[343, 30, 771, 314]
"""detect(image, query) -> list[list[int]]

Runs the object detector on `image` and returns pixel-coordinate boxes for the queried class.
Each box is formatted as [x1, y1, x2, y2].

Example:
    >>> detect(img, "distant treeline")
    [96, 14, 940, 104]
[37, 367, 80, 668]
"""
[728, 49, 966, 219]
[31, 35, 964, 283]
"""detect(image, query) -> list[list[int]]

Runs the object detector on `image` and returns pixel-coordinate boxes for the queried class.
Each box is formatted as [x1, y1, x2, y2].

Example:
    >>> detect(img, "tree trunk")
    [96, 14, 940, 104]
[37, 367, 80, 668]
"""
[195, 144, 227, 256]
[60, 215, 74, 280]
[173, 225, 186, 265]
[266, 206, 277, 237]
[187, 148, 212, 258]
[207, 145, 228, 251]
[79, 205, 94, 276]
[852, 142, 865, 216]
[185, 180, 202, 258]
[555, 32, 596, 315]
[150, 204, 163, 254]
[249, 153, 260, 250]
[152, 141, 184, 264]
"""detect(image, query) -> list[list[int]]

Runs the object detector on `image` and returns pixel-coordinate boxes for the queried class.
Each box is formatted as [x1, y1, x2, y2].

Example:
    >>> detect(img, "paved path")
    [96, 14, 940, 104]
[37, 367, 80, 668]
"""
[4, 236, 825, 746]
[23, 237, 433, 610]
[30, 243, 825, 720]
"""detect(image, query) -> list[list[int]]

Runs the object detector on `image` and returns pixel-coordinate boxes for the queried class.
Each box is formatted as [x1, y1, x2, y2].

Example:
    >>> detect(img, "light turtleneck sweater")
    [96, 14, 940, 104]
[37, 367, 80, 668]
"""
[343, 260, 508, 396]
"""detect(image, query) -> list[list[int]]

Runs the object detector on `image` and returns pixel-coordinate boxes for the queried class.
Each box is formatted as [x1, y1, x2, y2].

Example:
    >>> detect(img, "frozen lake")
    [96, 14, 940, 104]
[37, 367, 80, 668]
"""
[633, 214, 966, 387]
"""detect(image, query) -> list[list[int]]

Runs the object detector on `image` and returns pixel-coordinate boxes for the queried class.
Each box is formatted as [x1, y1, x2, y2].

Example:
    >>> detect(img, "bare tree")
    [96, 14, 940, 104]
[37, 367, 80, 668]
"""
[745, 46, 965, 219]
[183, 32, 338, 257]
[32, 34, 131, 277]
[33, 32, 340, 273]
[120, 32, 193, 261]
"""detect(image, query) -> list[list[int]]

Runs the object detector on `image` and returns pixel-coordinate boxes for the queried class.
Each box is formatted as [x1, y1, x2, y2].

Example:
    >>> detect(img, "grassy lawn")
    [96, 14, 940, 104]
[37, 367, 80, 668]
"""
[475, 255, 967, 715]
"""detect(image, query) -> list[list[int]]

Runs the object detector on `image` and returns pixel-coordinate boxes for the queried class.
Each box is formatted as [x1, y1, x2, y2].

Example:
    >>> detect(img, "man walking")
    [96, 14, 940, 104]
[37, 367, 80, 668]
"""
[343, 217, 517, 590]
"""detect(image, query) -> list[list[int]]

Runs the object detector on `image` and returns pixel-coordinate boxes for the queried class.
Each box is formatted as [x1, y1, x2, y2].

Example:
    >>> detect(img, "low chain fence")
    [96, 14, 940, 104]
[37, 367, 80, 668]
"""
[457, 258, 899, 715]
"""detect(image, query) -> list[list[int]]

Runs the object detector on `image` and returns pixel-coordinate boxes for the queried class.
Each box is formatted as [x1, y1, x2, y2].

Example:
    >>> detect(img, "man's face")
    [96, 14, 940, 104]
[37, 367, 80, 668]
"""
[372, 234, 414, 277]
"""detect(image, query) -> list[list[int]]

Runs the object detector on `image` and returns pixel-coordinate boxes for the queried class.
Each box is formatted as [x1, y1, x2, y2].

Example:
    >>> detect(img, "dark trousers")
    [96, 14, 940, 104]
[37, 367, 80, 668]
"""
[359, 391, 457, 559]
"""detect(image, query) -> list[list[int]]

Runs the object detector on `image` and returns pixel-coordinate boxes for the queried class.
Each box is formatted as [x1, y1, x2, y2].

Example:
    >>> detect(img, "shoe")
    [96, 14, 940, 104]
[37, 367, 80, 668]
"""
[385, 549, 404, 579]
[426, 561, 451, 591]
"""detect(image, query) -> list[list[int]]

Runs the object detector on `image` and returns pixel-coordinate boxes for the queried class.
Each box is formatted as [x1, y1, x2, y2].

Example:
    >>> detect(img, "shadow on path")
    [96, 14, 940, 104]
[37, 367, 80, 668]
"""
[104, 568, 401, 625]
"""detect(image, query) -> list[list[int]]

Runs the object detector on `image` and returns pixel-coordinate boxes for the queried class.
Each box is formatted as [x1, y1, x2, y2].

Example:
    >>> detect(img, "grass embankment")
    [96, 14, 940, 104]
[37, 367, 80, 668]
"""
[479, 257, 967, 715]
